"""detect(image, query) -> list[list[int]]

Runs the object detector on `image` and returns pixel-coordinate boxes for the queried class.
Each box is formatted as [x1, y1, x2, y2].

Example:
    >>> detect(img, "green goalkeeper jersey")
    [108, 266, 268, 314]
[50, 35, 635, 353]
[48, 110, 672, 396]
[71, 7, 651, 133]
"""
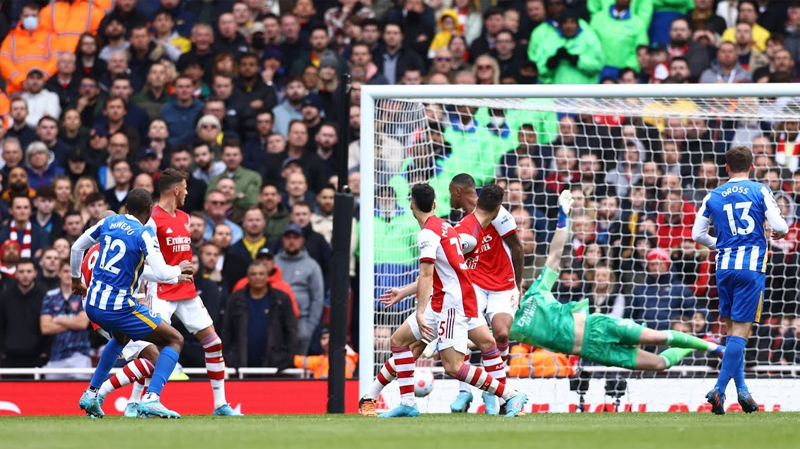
[510, 266, 587, 355]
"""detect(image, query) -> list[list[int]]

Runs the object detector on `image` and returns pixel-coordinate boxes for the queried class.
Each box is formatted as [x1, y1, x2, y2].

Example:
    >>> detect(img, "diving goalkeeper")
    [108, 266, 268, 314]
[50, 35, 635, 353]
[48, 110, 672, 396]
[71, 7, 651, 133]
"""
[509, 191, 724, 370]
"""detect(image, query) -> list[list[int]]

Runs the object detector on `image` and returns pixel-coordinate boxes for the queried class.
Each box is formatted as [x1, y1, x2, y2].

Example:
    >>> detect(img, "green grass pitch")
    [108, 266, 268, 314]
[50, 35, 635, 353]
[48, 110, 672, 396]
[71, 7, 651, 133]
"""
[2, 413, 798, 449]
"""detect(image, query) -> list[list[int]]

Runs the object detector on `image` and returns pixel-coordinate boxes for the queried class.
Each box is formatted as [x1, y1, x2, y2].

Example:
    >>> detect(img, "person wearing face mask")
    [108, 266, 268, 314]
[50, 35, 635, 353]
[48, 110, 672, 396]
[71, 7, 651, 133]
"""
[0, 2, 58, 95]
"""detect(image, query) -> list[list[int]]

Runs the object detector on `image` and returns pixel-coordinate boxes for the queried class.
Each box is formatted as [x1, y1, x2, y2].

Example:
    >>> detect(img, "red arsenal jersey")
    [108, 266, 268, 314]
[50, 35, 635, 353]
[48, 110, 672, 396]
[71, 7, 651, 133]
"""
[80, 243, 101, 331]
[146, 205, 197, 300]
[417, 215, 478, 317]
[456, 206, 517, 292]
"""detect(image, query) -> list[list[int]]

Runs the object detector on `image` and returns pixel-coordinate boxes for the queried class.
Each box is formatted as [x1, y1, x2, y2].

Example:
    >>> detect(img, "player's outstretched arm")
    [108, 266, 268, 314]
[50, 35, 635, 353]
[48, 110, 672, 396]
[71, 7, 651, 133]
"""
[141, 265, 191, 284]
[545, 190, 573, 273]
[378, 280, 419, 307]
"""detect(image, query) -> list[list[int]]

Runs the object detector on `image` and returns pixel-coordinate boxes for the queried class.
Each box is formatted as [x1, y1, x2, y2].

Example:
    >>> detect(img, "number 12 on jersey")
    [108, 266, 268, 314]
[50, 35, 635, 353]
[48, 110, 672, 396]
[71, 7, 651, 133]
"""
[723, 201, 755, 236]
[99, 236, 126, 274]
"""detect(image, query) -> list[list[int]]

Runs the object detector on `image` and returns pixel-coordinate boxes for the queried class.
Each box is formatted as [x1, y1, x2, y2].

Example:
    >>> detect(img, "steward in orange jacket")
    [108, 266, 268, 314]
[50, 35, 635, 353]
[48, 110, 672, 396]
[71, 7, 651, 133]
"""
[0, 8, 58, 94]
[40, 0, 105, 54]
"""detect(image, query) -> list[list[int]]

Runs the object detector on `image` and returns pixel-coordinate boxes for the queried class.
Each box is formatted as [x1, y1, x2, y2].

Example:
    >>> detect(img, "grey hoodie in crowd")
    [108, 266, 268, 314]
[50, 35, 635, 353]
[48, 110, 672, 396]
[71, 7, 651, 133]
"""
[274, 249, 324, 355]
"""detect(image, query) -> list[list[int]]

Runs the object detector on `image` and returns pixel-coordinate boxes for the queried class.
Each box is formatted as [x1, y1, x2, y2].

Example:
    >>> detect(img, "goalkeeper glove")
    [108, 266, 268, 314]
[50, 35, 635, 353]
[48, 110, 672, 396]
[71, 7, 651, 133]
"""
[557, 190, 573, 229]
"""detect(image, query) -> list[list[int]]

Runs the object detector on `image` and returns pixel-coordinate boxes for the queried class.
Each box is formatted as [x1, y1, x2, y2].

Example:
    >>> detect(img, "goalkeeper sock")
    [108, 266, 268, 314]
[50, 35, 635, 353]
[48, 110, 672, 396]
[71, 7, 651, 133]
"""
[658, 348, 693, 368]
[148, 346, 180, 396]
[664, 330, 718, 352]
[715, 335, 745, 392]
[90, 338, 125, 390]
[368, 358, 396, 399]
[392, 346, 416, 406]
[728, 335, 749, 394]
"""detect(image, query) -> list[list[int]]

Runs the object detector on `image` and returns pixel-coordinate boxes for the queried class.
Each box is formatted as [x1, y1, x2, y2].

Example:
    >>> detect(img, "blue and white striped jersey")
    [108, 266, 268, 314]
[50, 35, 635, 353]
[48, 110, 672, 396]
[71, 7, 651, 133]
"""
[698, 179, 779, 272]
[84, 214, 162, 310]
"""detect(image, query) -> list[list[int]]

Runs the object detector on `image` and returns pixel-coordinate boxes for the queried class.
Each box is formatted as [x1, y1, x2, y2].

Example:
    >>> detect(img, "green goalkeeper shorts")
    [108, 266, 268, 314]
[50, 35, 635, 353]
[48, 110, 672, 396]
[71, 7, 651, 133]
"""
[580, 314, 644, 370]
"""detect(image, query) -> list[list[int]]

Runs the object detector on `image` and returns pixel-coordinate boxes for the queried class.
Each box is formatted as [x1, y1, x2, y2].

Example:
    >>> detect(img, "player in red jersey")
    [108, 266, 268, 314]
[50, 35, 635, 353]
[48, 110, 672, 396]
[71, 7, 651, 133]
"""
[366, 183, 527, 418]
[449, 173, 524, 414]
[145, 168, 242, 416]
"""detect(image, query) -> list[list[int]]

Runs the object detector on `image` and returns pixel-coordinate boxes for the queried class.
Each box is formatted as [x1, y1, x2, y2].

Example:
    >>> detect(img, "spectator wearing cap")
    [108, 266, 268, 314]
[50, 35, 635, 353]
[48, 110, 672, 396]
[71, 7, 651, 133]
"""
[235, 52, 278, 119]
[137, 148, 161, 179]
[44, 53, 80, 112]
[98, 16, 129, 62]
[223, 260, 298, 369]
[291, 24, 349, 77]
[534, 10, 603, 85]
[213, 13, 250, 59]
[631, 247, 703, 331]
[259, 47, 287, 95]
[161, 76, 205, 146]
[300, 94, 325, 145]
[207, 139, 262, 210]
[84, 123, 109, 170]
[272, 76, 308, 138]
[7, 99, 37, 152]
[0, 2, 58, 96]
[21, 69, 61, 129]
[177, 23, 215, 84]
[152, 7, 192, 62]
[36, 116, 71, 167]
[25, 141, 64, 190]
[373, 21, 426, 85]
[274, 223, 324, 355]
[591, 0, 648, 81]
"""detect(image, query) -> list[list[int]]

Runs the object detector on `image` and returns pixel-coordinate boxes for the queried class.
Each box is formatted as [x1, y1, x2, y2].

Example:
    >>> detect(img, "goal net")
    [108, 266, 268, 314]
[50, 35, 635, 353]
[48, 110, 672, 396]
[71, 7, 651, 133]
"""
[358, 84, 800, 413]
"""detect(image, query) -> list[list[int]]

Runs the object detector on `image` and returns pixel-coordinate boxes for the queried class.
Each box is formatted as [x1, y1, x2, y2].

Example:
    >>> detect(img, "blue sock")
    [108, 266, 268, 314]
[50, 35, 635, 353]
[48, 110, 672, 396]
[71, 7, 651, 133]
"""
[728, 335, 748, 393]
[147, 346, 180, 396]
[90, 338, 124, 389]
[716, 335, 745, 394]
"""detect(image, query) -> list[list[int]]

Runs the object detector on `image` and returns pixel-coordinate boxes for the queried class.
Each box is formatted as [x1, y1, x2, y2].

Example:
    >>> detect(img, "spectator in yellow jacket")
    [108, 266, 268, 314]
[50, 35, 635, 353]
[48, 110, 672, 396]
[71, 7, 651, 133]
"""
[294, 328, 358, 379]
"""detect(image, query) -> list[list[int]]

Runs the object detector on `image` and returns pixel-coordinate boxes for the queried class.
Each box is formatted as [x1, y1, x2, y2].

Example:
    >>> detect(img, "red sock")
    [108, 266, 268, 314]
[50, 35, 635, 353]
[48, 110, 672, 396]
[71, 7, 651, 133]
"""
[457, 363, 513, 400]
[482, 347, 506, 384]
[392, 345, 415, 406]
[201, 332, 227, 409]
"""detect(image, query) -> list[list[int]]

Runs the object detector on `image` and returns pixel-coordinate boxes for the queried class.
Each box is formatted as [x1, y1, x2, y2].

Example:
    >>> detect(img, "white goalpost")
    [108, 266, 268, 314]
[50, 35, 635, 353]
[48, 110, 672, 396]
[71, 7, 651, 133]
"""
[359, 84, 800, 413]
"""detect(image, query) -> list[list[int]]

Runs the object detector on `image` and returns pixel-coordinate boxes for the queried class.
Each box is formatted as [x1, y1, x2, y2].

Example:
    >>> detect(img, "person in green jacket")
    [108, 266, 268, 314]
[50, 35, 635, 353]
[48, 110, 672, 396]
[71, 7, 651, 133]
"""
[649, 0, 695, 46]
[587, 0, 653, 29]
[206, 140, 262, 212]
[591, 0, 649, 81]
[534, 10, 604, 85]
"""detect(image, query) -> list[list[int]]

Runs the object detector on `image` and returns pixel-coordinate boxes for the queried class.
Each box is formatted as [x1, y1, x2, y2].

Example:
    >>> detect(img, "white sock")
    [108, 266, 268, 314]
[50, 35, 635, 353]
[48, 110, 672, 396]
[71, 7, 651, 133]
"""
[202, 332, 228, 409]
[368, 358, 396, 399]
[142, 391, 159, 402]
[129, 379, 147, 404]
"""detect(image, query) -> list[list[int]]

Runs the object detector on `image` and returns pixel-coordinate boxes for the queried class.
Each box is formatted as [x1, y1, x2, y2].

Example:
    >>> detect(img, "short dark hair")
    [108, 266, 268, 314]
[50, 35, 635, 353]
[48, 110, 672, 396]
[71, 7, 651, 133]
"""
[384, 20, 403, 34]
[125, 188, 154, 215]
[159, 167, 187, 192]
[35, 186, 56, 200]
[16, 257, 36, 270]
[37, 116, 58, 127]
[105, 95, 128, 110]
[477, 184, 504, 212]
[109, 158, 130, 171]
[153, 7, 173, 20]
[86, 192, 106, 205]
[292, 200, 312, 213]
[309, 23, 329, 37]
[483, 6, 504, 20]
[221, 138, 242, 152]
[170, 144, 191, 157]
[411, 183, 435, 213]
[10, 195, 31, 208]
[63, 210, 82, 222]
[726, 146, 754, 173]
[451, 173, 476, 190]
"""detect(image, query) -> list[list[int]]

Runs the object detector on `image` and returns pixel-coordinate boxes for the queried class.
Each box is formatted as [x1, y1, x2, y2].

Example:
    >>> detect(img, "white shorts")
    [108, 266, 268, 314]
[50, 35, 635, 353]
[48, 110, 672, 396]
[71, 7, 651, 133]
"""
[150, 294, 213, 334]
[121, 340, 152, 361]
[407, 303, 472, 355]
[475, 285, 519, 324]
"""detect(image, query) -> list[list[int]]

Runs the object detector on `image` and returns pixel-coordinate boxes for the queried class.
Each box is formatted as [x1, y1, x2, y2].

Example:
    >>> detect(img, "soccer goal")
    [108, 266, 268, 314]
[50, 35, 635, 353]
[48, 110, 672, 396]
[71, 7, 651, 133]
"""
[359, 83, 800, 413]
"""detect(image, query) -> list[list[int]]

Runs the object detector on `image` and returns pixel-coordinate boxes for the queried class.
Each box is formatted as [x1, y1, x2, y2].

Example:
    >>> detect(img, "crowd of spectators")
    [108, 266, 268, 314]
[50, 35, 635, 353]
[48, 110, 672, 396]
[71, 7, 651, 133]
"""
[1, 0, 800, 378]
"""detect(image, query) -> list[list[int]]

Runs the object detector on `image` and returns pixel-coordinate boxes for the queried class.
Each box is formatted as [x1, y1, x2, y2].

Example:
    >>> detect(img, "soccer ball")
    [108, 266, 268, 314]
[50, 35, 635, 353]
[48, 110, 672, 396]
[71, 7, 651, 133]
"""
[414, 370, 435, 397]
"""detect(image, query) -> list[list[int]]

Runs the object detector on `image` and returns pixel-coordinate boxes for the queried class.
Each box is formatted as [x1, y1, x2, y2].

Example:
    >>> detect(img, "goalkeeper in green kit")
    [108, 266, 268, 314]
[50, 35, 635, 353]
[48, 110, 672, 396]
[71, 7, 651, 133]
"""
[509, 190, 725, 370]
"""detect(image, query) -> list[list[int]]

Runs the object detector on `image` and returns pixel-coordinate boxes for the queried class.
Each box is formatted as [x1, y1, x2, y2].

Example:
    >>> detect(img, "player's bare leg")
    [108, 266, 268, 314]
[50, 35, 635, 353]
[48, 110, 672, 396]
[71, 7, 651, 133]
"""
[194, 324, 242, 416]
